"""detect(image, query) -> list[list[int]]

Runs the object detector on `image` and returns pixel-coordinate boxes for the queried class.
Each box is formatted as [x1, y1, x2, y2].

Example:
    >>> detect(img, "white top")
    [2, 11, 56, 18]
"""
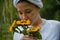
[13, 19, 60, 40]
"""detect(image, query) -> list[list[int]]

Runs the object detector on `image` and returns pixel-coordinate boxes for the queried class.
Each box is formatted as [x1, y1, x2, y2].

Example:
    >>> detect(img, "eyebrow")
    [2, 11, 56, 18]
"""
[25, 8, 31, 10]
[18, 8, 31, 12]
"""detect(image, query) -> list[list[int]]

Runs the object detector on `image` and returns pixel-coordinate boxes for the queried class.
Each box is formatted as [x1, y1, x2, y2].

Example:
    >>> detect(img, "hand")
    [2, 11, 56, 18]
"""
[20, 35, 37, 40]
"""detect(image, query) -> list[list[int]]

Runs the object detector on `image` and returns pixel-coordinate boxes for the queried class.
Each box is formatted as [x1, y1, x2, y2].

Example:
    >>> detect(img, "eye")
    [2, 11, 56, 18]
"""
[25, 9, 32, 13]
[20, 12, 23, 15]
[18, 11, 23, 15]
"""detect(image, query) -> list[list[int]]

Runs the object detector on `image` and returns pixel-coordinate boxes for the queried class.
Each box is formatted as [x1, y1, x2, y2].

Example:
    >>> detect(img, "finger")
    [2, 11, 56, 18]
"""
[23, 35, 29, 38]
[20, 37, 30, 40]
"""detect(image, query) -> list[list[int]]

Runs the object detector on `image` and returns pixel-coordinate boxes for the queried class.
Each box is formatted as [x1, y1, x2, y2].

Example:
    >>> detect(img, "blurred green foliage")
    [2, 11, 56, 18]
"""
[0, 0, 60, 40]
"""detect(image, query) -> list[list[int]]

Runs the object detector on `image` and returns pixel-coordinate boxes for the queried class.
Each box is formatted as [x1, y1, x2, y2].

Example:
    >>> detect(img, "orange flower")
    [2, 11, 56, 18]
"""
[9, 19, 31, 32]
[27, 26, 40, 33]
[16, 19, 31, 25]
[26, 19, 30, 25]
[9, 20, 16, 32]
[16, 21, 21, 24]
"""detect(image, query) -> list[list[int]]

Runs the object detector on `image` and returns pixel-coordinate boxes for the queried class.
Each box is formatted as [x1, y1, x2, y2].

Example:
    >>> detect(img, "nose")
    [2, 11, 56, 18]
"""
[22, 14, 27, 20]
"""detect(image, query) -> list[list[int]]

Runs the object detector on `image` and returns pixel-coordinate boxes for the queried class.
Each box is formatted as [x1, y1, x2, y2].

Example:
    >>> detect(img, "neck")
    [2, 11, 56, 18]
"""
[31, 17, 43, 27]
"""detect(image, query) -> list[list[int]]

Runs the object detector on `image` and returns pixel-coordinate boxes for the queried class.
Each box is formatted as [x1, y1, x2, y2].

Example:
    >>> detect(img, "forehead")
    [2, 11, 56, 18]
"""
[16, 1, 36, 11]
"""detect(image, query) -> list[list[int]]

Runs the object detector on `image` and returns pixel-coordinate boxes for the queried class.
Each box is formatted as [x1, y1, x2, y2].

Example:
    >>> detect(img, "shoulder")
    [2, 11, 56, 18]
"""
[45, 19, 60, 31]
[44, 19, 60, 33]
[41, 19, 60, 27]
[46, 19, 60, 25]
[42, 19, 60, 30]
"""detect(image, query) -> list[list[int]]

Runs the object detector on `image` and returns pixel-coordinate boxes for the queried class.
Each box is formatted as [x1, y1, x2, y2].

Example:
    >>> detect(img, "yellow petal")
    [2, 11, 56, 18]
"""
[27, 26, 40, 32]
[16, 19, 31, 25]
[9, 20, 16, 32]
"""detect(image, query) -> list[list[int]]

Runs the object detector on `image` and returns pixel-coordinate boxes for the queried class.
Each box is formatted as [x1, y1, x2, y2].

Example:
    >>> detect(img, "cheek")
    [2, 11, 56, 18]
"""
[28, 13, 36, 21]
[18, 14, 23, 19]
[20, 16, 23, 19]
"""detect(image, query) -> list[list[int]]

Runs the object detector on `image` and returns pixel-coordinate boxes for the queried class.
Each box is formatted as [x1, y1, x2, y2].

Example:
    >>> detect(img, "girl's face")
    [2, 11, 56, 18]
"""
[16, 1, 40, 25]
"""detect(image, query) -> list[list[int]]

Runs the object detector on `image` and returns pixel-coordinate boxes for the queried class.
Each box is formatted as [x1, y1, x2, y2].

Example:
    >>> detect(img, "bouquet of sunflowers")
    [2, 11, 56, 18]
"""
[9, 19, 42, 40]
